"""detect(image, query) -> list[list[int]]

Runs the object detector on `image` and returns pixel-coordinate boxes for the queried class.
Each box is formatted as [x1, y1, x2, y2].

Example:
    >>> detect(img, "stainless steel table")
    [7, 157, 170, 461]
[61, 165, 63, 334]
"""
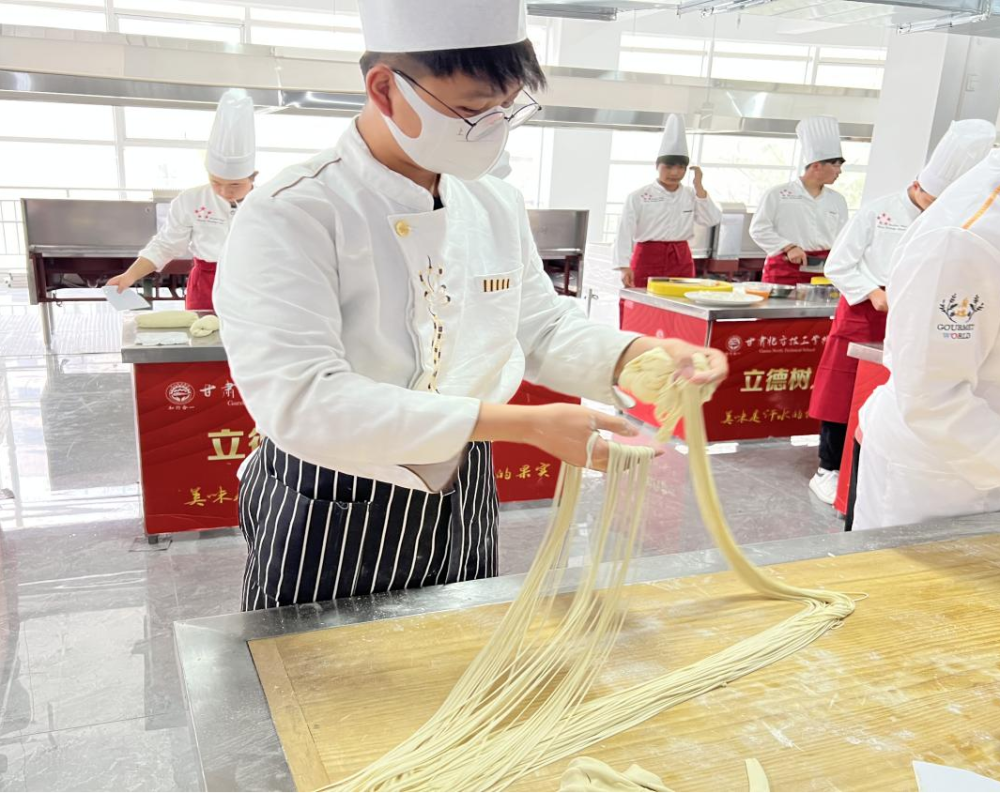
[622, 289, 838, 321]
[175, 514, 1000, 791]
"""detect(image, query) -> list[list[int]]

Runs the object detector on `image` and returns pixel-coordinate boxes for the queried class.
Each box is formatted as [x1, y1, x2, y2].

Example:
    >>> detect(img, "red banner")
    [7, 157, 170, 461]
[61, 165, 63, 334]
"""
[704, 318, 831, 440]
[621, 299, 833, 441]
[134, 362, 254, 534]
[493, 382, 579, 503]
[834, 356, 889, 513]
[134, 363, 575, 532]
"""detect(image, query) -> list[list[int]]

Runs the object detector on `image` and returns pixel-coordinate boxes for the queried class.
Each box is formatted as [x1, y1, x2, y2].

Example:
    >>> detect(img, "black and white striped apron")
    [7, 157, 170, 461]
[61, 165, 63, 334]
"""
[237, 437, 499, 611]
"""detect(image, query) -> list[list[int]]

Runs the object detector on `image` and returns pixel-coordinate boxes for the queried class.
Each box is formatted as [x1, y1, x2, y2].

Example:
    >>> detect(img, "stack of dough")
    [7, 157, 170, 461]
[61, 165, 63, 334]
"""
[328, 349, 858, 792]
[135, 310, 198, 329]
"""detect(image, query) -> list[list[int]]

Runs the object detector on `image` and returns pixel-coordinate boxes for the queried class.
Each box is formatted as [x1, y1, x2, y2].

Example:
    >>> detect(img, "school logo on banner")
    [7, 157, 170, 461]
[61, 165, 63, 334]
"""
[937, 293, 985, 339]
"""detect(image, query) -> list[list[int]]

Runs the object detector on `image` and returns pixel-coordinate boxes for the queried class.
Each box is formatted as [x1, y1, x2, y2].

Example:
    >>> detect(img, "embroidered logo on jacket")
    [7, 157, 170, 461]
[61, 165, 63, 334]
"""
[937, 293, 985, 339]
[419, 258, 450, 392]
[194, 206, 226, 224]
[876, 212, 907, 232]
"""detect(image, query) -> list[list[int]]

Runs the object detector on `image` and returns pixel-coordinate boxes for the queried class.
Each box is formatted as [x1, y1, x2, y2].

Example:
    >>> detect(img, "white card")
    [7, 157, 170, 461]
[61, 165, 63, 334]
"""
[102, 286, 151, 312]
[134, 332, 189, 347]
[914, 761, 1000, 792]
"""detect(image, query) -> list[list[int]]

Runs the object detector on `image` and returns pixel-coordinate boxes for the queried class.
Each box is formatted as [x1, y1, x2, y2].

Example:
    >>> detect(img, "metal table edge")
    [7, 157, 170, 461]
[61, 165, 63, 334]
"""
[620, 288, 838, 321]
[174, 514, 999, 792]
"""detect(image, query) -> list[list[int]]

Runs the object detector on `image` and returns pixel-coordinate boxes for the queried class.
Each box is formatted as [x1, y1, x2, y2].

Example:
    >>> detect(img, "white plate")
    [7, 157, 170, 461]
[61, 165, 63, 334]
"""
[685, 291, 765, 307]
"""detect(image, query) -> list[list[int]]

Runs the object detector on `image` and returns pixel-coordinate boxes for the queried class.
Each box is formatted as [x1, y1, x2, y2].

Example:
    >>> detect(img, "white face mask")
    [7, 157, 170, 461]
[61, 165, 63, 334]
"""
[384, 73, 509, 181]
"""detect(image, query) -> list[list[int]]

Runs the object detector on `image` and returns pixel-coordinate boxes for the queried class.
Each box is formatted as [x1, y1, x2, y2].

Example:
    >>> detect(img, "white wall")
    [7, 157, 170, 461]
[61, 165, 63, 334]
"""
[546, 19, 619, 242]
[863, 32, 1000, 203]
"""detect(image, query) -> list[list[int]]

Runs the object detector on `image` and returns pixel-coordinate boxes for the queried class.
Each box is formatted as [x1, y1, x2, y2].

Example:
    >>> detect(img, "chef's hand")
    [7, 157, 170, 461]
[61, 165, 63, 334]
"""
[869, 288, 888, 313]
[620, 268, 635, 288]
[473, 404, 651, 472]
[690, 166, 707, 198]
[785, 245, 807, 266]
[616, 336, 729, 387]
[527, 404, 648, 471]
[107, 273, 136, 294]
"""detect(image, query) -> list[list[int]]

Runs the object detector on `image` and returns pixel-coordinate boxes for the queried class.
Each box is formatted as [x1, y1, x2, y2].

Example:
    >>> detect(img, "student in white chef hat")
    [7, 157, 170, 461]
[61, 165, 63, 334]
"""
[214, 0, 729, 611]
[750, 115, 849, 286]
[807, 119, 996, 507]
[614, 114, 722, 288]
[109, 88, 257, 311]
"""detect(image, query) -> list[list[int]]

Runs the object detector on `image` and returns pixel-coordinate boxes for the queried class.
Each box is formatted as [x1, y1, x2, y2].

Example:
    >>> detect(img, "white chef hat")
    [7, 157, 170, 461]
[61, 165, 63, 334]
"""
[359, 0, 528, 53]
[917, 119, 997, 198]
[206, 88, 256, 180]
[488, 150, 513, 180]
[797, 115, 843, 166]
[657, 114, 689, 160]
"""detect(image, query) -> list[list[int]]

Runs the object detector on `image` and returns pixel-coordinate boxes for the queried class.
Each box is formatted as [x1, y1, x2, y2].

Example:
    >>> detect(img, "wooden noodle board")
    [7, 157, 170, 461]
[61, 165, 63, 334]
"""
[249, 536, 1000, 791]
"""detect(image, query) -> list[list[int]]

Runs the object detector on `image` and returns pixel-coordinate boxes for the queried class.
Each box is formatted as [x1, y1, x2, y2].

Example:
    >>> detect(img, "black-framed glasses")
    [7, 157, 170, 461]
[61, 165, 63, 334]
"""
[394, 70, 541, 142]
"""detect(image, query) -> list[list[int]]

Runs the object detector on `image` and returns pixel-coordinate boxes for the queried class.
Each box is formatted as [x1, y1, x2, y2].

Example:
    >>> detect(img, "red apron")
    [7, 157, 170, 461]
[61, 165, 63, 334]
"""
[630, 240, 695, 288]
[808, 296, 887, 424]
[762, 249, 829, 286]
[185, 258, 217, 311]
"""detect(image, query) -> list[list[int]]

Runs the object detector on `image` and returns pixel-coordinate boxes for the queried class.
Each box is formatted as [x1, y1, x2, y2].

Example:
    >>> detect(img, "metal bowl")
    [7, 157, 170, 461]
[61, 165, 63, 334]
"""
[769, 284, 795, 299]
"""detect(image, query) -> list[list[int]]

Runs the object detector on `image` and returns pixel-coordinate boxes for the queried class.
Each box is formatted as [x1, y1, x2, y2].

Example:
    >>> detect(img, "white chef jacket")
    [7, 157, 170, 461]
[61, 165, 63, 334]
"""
[858, 150, 1000, 527]
[215, 122, 640, 492]
[824, 189, 922, 306]
[138, 184, 237, 270]
[613, 183, 723, 269]
[749, 179, 849, 257]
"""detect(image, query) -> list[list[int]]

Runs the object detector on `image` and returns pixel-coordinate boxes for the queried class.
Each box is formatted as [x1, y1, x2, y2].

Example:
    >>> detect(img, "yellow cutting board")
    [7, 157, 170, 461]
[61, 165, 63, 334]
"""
[251, 535, 1000, 792]
[646, 278, 734, 298]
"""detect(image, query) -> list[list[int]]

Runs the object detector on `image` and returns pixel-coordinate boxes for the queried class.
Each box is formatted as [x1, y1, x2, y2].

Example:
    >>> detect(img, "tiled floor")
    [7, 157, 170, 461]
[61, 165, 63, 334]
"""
[0, 288, 842, 791]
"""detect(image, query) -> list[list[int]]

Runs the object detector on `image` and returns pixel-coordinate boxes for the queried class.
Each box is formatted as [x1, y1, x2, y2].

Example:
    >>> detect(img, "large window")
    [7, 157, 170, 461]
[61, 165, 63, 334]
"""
[0, 98, 354, 273]
[620, 32, 886, 90]
[604, 130, 870, 242]
[0, 0, 556, 61]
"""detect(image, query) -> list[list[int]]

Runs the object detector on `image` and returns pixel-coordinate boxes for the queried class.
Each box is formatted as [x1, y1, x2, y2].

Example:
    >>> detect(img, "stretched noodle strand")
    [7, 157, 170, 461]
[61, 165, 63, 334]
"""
[325, 348, 856, 792]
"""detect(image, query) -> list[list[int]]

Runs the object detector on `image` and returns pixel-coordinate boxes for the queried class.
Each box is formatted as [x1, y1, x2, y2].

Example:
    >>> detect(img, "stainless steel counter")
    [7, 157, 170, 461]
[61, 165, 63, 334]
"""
[120, 315, 227, 364]
[29, 244, 146, 258]
[622, 288, 838, 321]
[175, 513, 1000, 791]
[847, 341, 885, 365]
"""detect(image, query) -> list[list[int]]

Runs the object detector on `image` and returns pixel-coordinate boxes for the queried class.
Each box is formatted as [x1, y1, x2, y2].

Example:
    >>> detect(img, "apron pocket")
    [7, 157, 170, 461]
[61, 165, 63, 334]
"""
[253, 473, 384, 606]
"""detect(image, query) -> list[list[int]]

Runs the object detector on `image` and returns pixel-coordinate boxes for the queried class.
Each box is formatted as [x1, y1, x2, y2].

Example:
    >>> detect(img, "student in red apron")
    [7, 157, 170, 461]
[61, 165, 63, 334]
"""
[107, 89, 257, 312]
[750, 116, 849, 286]
[615, 114, 722, 289]
[806, 119, 997, 505]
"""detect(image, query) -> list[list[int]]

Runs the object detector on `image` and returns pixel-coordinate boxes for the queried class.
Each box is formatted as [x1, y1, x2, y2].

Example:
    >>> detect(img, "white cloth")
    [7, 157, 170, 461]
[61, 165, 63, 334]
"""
[749, 179, 848, 257]
[215, 121, 639, 492]
[138, 185, 237, 270]
[206, 89, 256, 180]
[856, 149, 1000, 530]
[358, 0, 527, 53]
[917, 118, 996, 198]
[658, 114, 688, 159]
[823, 189, 921, 306]
[613, 183, 722, 269]
[797, 115, 843, 166]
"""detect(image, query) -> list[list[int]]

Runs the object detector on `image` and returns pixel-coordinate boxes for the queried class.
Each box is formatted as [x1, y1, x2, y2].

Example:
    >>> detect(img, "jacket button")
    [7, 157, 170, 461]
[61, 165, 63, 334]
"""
[395, 220, 411, 237]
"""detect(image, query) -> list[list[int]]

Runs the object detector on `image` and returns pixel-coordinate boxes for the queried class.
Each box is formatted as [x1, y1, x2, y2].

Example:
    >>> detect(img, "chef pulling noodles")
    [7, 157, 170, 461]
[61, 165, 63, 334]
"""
[805, 119, 997, 505]
[854, 131, 1000, 531]
[214, 0, 729, 612]
[750, 116, 849, 286]
[108, 89, 257, 312]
